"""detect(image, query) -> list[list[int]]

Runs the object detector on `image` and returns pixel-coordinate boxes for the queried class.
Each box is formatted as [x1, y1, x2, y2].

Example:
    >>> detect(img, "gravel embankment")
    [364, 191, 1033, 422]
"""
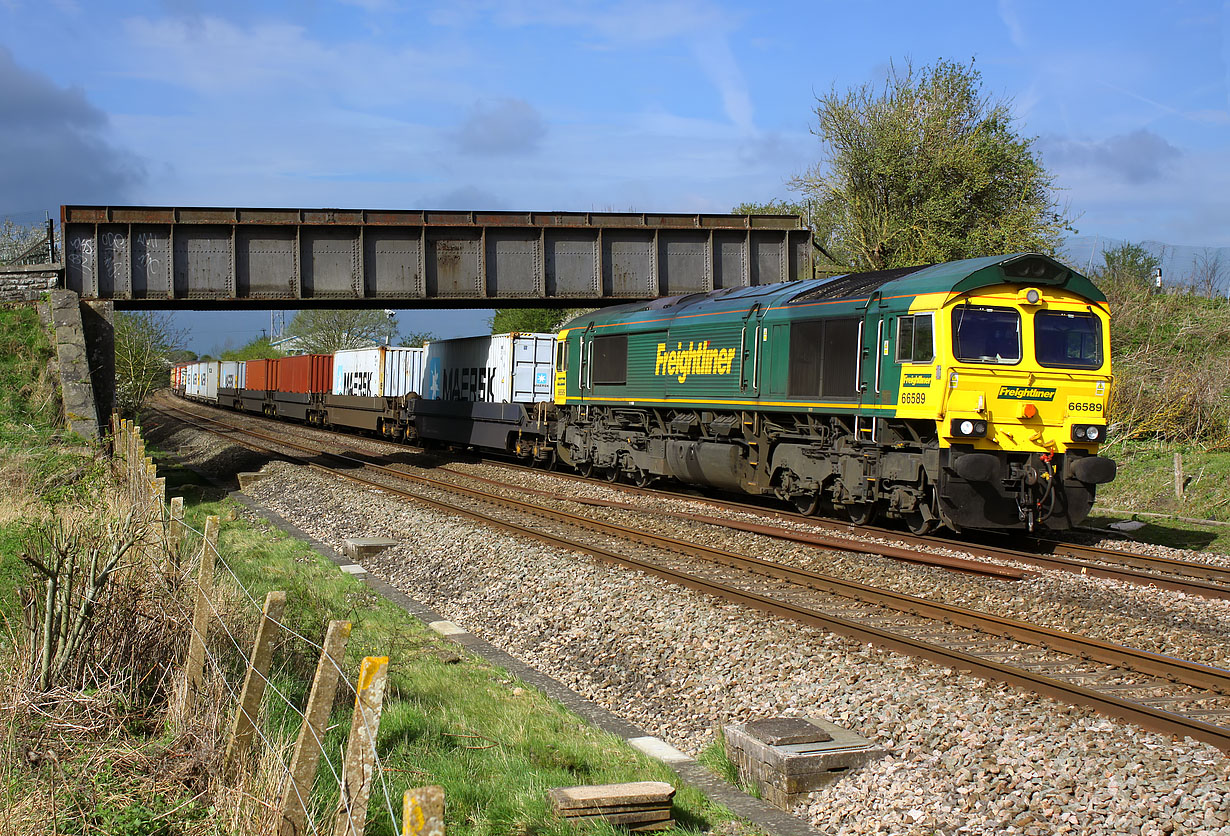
[149, 411, 1230, 836]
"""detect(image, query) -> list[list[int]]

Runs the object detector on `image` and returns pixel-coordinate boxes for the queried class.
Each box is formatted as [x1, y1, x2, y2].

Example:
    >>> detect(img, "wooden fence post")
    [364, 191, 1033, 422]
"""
[402, 786, 445, 836]
[184, 514, 220, 709]
[222, 590, 288, 779]
[1174, 451, 1185, 500]
[332, 656, 390, 836]
[276, 620, 354, 836]
[168, 497, 185, 570]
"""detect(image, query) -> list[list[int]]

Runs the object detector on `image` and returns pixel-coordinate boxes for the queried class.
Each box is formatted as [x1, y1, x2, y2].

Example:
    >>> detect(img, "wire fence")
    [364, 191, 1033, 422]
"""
[111, 414, 435, 836]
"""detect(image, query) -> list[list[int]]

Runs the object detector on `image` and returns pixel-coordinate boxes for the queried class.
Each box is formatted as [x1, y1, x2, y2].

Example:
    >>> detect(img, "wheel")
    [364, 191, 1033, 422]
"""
[900, 513, 934, 538]
[905, 503, 938, 535]
[633, 469, 654, 488]
[579, 461, 594, 478]
[793, 492, 821, 516]
[847, 502, 877, 526]
[543, 450, 558, 472]
[605, 466, 620, 483]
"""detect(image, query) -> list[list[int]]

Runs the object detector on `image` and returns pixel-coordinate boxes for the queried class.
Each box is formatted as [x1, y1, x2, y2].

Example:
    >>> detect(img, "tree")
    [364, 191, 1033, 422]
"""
[399, 331, 435, 348]
[491, 308, 573, 334]
[1189, 249, 1225, 299]
[1096, 242, 1161, 288]
[283, 309, 397, 354]
[220, 335, 284, 361]
[113, 311, 188, 416]
[791, 58, 1072, 271]
[0, 218, 49, 264]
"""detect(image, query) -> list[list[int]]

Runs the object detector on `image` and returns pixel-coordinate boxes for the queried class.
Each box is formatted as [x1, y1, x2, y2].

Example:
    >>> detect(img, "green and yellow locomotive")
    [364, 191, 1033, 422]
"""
[551, 252, 1115, 533]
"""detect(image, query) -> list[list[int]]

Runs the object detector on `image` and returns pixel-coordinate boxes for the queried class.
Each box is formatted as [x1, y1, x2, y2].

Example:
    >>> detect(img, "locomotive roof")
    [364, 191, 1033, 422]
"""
[560, 252, 1103, 330]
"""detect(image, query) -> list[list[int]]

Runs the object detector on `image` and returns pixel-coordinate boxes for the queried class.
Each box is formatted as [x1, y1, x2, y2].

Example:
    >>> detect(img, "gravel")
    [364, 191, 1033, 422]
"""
[151, 410, 1230, 836]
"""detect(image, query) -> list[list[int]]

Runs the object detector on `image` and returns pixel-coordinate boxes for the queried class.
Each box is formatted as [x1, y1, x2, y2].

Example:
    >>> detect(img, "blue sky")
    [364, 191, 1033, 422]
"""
[3, 0, 1229, 352]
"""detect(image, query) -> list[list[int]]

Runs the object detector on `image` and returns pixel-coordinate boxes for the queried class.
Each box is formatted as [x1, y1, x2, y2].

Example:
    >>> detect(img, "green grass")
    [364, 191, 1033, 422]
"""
[0, 303, 101, 508]
[1092, 440, 1230, 553]
[168, 460, 739, 836]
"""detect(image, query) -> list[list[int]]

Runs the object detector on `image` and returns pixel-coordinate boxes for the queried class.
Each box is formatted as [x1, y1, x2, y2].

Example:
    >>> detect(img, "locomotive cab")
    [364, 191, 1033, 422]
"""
[880, 254, 1115, 531]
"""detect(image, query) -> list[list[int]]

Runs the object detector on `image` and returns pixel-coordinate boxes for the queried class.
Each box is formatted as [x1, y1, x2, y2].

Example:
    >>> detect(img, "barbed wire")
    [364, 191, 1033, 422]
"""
[159, 589, 328, 836]
[175, 512, 399, 832]
[118, 426, 402, 833]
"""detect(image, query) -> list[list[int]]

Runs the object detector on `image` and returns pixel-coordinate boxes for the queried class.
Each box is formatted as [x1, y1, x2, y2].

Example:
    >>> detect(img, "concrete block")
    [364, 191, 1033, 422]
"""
[550, 782, 674, 809]
[342, 536, 398, 560]
[724, 717, 886, 810]
[429, 621, 467, 636]
[550, 781, 674, 830]
[628, 736, 692, 764]
[237, 472, 267, 489]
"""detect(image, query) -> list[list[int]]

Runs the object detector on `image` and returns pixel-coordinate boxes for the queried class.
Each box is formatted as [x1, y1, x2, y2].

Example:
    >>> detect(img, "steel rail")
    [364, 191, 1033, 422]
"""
[161, 391, 1230, 594]
[153, 402, 1230, 752]
[464, 460, 1230, 599]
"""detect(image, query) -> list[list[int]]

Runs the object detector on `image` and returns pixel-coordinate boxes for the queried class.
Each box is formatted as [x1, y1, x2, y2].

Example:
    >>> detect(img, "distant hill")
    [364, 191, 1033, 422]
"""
[1063, 236, 1230, 296]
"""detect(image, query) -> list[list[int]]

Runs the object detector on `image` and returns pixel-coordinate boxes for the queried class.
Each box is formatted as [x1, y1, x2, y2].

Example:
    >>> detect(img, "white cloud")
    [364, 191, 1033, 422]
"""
[119, 15, 471, 106]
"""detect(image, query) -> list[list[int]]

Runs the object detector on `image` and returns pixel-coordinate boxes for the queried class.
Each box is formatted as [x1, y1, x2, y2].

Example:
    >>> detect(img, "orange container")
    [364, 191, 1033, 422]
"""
[245, 359, 279, 391]
[277, 354, 333, 394]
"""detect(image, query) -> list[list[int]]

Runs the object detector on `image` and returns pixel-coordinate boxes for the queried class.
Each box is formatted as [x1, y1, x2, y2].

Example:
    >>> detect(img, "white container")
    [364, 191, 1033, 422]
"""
[422, 333, 555, 403]
[332, 348, 385, 397]
[203, 361, 219, 401]
[332, 346, 429, 397]
[185, 362, 203, 397]
[187, 361, 219, 401]
[220, 361, 245, 390]
[383, 347, 426, 397]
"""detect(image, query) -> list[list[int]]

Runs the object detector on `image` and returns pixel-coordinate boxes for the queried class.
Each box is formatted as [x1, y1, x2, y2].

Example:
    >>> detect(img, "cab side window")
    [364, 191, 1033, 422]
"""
[896, 314, 934, 363]
[592, 335, 628, 385]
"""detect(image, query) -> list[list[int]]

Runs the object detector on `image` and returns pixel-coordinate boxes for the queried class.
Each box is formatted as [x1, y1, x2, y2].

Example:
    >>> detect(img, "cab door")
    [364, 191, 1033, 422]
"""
[577, 323, 594, 401]
[739, 304, 764, 398]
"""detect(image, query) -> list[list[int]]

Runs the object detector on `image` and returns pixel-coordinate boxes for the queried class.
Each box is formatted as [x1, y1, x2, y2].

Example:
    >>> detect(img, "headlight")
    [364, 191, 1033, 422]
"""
[951, 419, 988, 438]
[1071, 424, 1107, 443]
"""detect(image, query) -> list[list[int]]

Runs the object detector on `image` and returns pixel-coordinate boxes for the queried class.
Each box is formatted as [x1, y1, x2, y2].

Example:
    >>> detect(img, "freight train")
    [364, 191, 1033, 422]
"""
[174, 252, 1116, 533]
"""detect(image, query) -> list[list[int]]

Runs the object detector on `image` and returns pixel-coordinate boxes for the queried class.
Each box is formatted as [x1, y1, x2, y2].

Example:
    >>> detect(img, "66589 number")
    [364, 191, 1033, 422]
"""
[1068, 401, 1103, 413]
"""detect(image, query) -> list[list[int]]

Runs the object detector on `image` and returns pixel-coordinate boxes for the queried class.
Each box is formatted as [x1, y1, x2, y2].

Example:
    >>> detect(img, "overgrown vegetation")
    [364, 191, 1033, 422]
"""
[491, 308, 593, 334]
[1096, 243, 1230, 446]
[219, 335, 284, 361]
[0, 304, 101, 510]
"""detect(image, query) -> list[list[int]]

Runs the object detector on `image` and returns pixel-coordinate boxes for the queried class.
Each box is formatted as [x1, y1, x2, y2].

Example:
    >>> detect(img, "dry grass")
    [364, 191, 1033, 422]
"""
[0, 482, 254, 835]
[1103, 276, 1230, 446]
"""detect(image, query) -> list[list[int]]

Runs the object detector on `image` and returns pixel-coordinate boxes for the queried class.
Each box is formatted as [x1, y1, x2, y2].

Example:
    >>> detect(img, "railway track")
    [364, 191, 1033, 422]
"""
[454, 458, 1230, 600]
[151, 400, 1230, 753]
[155, 390, 1230, 599]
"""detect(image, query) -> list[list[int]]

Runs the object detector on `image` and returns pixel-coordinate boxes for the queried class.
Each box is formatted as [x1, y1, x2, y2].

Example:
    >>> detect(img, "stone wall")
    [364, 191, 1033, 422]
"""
[48, 290, 102, 442]
[0, 263, 61, 301]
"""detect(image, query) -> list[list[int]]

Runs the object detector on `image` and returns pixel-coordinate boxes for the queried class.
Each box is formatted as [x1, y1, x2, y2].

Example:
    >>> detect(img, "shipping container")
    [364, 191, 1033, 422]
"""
[422, 333, 555, 403]
[219, 361, 246, 390]
[332, 348, 384, 397]
[186, 361, 219, 402]
[244, 359, 278, 392]
[384, 347, 426, 397]
[278, 354, 333, 394]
